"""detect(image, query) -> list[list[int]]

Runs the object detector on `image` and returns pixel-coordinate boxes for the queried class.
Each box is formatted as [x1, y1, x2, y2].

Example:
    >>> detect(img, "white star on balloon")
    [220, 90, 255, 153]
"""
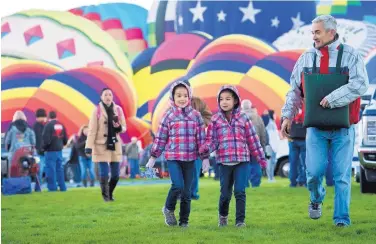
[271, 16, 280, 28]
[217, 10, 226, 22]
[291, 12, 304, 30]
[239, 1, 261, 24]
[189, 0, 207, 23]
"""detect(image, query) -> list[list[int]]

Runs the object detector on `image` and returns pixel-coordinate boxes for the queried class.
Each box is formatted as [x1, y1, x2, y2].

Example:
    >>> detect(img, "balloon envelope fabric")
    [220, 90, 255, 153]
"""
[1, 10, 133, 77]
[149, 34, 299, 133]
[1, 56, 62, 132]
[1, 58, 151, 145]
[175, 0, 316, 42]
[147, 0, 178, 47]
[132, 32, 211, 122]
[69, 3, 148, 61]
[316, 0, 376, 24]
[28, 67, 149, 144]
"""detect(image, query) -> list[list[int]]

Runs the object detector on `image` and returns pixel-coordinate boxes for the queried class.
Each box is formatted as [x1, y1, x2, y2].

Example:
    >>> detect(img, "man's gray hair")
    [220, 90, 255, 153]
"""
[312, 15, 337, 32]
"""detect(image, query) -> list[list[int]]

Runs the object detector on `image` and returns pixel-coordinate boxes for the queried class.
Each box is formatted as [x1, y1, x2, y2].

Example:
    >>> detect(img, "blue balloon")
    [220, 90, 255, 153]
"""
[175, 0, 316, 43]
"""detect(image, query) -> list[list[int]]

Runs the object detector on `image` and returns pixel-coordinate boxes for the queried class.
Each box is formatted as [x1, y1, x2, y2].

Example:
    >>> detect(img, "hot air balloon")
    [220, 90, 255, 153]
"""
[1, 56, 62, 132]
[150, 34, 278, 133]
[69, 3, 149, 61]
[131, 47, 157, 121]
[175, 0, 316, 42]
[1, 56, 151, 145]
[132, 32, 211, 122]
[316, 0, 376, 24]
[28, 66, 149, 145]
[147, 0, 178, 47]
[1, 10, 132, 77]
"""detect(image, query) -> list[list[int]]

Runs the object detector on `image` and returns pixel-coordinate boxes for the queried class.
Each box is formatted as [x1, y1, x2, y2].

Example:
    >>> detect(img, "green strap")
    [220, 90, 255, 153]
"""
[313, 53, 317, 73]
[336, 44, 343, 74]
[312, 44, 343, 74]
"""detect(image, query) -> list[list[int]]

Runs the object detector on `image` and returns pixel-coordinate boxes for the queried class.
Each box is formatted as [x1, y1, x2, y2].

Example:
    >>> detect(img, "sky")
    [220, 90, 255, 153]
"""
[0, 0, 155, 17]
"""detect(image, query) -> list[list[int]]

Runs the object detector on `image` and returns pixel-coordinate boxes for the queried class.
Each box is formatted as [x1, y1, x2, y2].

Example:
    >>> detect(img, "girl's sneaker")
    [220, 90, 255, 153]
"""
[179, 223, 189, 228]
[162, 206, 177, 226]
[235, 222, 246, 228]
[309, 202, 322, 219]
[218, 215, 228, 227]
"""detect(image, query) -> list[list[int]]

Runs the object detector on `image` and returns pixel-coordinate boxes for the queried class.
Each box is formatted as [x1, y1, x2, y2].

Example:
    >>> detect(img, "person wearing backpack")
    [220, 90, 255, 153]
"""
[85, 88, 126, 202]
[5, 111, 36, 177]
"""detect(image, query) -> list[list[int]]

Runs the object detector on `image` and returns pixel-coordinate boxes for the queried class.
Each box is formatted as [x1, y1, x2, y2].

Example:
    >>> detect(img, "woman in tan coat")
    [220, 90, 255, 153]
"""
[85, 88, 126, 202]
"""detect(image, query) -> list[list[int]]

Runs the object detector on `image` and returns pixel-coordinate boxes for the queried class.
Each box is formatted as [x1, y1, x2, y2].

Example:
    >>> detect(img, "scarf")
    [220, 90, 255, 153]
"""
[102, 101, 118, 151]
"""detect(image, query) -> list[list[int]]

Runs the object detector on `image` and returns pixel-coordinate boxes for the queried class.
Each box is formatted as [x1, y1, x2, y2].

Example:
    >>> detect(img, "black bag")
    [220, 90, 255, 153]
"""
[303, 45, 350, 129]
[290, 121, 306, 139]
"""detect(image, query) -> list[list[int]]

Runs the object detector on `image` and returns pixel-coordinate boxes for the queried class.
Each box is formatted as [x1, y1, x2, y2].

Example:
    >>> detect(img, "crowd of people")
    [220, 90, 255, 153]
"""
[3, 14, 369, 229]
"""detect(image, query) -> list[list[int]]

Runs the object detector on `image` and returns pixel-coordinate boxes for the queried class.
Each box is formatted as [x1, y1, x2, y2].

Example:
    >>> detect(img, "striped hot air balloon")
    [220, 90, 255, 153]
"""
[1, 57, 151, 145]
[150, 34, 278, 133]
[69, 3, 149, 61]
[132, 32, 211, 122]
[31, 67, 150, 145]
[132, 47, 158, 121]
[1, 57, 62, 132]
[147, 0, 178, 47]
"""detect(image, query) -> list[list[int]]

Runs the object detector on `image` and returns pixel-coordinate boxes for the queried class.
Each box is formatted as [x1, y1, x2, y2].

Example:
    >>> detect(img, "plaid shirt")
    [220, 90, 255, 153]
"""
[199, 86, 266, 166]
[151, 81, 206, 162]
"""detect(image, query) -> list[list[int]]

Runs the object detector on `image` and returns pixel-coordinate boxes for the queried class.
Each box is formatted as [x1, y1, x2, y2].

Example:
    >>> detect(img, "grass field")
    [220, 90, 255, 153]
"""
[2, 178, 376, 244]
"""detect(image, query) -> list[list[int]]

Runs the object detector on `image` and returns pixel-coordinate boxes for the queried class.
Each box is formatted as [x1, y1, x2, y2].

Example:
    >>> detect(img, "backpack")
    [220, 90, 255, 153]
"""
[9, 127, 34, 152]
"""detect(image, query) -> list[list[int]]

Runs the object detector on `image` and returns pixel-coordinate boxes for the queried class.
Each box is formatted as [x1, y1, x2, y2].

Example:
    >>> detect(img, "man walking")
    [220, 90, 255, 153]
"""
[42, 111, 68, 192]
[281, 15, 369, 226]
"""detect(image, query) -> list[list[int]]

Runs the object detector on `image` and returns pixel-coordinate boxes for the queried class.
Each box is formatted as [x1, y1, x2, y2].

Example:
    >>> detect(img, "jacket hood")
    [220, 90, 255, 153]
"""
[13, 119, 28, 133]
[217, 85, 241, 114]
[169, 80, 193, 112]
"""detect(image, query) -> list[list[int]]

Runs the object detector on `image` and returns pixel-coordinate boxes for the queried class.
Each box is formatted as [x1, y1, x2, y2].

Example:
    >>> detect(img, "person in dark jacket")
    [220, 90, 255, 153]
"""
[288, 108, 307, 187]
[33, 108, 47, 182]
[190, 96, 212, 200]
[75, 125, 95, 187]
[66, 134, 81, 186]
[42, 111, 68, 192]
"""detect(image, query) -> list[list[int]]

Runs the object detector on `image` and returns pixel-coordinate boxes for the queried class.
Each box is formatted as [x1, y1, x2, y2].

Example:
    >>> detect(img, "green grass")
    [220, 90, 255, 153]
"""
[2, 178, 376, 244]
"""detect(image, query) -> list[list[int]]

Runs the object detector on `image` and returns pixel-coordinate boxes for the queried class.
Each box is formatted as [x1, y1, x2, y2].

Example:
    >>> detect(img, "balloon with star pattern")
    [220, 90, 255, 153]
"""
[175, 0, 316, 43]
